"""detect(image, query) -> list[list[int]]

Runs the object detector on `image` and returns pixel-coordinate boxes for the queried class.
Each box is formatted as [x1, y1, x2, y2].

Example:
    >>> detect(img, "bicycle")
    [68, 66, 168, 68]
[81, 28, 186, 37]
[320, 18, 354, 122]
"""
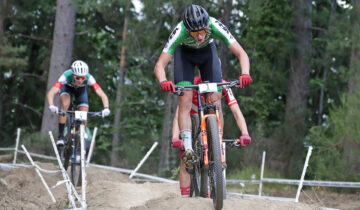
[174, 80, 241, 210]
[58, 109, 101, 187]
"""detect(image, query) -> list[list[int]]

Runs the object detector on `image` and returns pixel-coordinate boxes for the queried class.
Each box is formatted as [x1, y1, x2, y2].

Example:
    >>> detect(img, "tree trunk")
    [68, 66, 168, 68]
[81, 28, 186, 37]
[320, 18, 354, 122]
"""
[282, 0, 312, 177]
[158, 70, 177, 174]
[111, 1, 129, 167]
[41, 0, 75, 135]
[157, 9, 180, 174]
[0, 0, 6, 129]
[219, 0, 232, 77]
[316, 0, 336, 125]
[344, 0, 360, 173]
[348, 1, 360, 94]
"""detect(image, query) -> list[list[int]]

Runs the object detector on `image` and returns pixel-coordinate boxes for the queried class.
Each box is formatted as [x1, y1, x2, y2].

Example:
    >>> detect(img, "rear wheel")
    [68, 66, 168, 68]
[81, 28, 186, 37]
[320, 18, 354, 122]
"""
[207, 116, 224, 210]
[190, 114, 201, 197]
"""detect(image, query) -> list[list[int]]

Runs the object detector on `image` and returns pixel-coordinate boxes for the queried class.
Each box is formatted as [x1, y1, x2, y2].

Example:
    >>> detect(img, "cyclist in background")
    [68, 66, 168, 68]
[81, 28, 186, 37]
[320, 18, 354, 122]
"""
[172, 76, 251, 197]
[46, 60, 110, 148]
[154, 4, 251, 182]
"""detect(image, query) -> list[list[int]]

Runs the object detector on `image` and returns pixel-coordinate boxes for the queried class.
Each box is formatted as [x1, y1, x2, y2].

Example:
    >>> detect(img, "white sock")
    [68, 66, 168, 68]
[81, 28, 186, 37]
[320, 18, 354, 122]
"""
[180, 129, 192, 151]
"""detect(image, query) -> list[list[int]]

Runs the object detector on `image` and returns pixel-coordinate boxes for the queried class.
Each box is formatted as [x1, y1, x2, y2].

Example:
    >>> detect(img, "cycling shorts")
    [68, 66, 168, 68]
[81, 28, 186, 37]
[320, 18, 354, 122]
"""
[59, 85, 89, 108]
[174, 42, 222, 85]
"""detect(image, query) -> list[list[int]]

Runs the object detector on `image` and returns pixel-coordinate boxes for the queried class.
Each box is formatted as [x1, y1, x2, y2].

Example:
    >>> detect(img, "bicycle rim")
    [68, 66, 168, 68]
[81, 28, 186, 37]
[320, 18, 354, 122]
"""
[207, 116, 224, 210]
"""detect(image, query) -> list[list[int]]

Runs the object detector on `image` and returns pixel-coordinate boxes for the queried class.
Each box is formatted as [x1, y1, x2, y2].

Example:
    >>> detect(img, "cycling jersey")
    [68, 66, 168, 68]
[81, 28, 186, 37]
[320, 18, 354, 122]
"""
[190, 77, 238, 115]
[53, 69, 100, 91]
[163, 17, 236, 55]
[54, 69, 101, 109]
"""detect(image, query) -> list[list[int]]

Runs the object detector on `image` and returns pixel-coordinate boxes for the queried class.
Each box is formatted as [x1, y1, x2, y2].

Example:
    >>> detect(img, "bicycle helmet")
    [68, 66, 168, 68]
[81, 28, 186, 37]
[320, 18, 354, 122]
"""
[71, 60, 89, 76]
[183, 4, 209, 32]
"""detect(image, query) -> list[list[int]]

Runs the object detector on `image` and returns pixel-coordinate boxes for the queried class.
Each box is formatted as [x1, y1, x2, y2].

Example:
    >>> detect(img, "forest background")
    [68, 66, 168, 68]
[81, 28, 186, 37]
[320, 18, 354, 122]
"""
[0, 0, 359, 183]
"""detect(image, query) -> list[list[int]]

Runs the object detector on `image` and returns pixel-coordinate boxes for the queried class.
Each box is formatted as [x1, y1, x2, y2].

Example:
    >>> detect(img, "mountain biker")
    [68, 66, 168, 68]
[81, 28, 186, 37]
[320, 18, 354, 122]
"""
[46, 60, 110, 147]
[172, 76, 252, 197]
[154, 4, 251, 181]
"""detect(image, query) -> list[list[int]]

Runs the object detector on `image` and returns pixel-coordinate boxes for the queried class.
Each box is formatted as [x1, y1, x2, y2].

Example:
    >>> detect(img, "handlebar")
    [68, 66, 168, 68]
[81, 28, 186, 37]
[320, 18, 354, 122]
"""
[58, 110, 102, 117]
[223, 139, 245, 148]
[173, 80, 240, 96]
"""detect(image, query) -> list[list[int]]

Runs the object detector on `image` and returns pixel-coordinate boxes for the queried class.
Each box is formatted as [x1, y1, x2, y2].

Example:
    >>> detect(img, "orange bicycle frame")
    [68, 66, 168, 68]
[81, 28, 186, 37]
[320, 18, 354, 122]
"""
[200, 93, 225, 166]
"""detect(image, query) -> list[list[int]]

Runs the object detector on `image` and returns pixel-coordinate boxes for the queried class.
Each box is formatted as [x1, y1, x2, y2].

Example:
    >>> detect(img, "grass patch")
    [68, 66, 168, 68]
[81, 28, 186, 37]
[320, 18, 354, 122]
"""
[226, 166, 295, 195]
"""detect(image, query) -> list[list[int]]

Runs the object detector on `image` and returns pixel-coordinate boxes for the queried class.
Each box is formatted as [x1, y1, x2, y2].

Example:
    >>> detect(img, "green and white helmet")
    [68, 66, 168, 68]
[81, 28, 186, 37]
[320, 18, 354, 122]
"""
[71, 60, 89, 76]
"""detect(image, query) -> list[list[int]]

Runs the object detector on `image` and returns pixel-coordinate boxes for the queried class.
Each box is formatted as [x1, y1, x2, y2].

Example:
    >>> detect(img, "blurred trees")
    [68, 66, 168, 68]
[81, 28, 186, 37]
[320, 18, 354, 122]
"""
[41, 0, 76, 135]
[0, 0, 358, 181]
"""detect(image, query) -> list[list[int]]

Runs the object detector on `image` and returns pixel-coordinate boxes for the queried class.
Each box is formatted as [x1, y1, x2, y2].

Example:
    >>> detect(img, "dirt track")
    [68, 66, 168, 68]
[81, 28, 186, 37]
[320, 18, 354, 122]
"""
[0, 159, 359, 210]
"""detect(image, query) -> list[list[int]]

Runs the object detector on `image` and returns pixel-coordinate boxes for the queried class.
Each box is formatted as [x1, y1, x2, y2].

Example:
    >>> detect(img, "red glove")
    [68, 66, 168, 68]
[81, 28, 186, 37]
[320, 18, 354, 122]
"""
[239, 74, 252, 88]
[160, 80, 175, 92]
[236, 135, 251, 148]
[172, 138, 183, 149]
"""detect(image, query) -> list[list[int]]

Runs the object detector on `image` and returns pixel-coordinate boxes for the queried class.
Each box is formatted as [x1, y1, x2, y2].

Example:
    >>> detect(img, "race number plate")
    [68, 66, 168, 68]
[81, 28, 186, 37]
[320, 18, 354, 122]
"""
[75, 111, 87, 121]
[199, 83, 218, 93]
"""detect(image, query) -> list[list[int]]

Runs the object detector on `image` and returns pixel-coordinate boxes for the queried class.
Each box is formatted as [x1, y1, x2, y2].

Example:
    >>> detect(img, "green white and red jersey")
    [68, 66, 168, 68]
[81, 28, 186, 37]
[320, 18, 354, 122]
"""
[163, 17, 236, 55]
[53, 70, 100, 91]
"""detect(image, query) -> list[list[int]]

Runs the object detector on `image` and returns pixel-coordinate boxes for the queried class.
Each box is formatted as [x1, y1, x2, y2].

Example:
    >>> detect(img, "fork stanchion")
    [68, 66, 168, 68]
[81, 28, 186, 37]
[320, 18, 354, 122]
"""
[21, 145, 56, 203]
[80, 125, 87, 208]
[129, 142, 158, 179]
[86, 127, 98, 166]
[13, 128, 21, 164]
[48, 131, 77, 208]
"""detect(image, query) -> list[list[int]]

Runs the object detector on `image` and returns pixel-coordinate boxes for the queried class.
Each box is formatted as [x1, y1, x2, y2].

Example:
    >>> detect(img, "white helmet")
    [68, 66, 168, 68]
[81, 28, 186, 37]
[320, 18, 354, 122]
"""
[71, 60, 89, 76]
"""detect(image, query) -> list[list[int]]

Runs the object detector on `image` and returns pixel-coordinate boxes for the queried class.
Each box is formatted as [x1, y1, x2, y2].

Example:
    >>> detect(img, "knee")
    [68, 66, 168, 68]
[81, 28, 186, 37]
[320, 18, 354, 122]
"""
[211, 93, 222, 106]
[60, 96, 70, 109]
[61, 103, 70, 110]
[178, 96, 192, 111]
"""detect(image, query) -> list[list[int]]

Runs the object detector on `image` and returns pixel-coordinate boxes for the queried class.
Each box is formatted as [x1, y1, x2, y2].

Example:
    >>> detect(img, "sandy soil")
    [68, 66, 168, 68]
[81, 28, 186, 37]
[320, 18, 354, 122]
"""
[0, 157, 359, 210]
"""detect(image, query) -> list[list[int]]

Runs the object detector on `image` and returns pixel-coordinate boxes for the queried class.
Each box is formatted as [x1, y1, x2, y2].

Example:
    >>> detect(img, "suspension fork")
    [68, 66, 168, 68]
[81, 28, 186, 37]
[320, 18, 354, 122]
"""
[200, 114, 224, 166]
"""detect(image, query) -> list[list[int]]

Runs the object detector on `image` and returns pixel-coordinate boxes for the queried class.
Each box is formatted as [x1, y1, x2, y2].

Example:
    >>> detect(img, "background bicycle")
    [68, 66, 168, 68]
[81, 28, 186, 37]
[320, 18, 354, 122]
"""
[58, 110, 101, 186]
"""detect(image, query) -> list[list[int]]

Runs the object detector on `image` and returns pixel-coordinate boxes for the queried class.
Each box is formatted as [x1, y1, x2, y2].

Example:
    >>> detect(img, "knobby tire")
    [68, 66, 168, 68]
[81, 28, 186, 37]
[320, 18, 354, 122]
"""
[190, 114, 201, 197]
[71, 131, 82, 187]
[207, 116, 224, 210]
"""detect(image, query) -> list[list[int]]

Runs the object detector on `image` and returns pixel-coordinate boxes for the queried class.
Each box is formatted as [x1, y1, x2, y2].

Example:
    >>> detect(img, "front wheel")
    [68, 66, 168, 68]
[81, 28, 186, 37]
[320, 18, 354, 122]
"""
[71, 132, 82, 187]
[207, 116, 224, 210]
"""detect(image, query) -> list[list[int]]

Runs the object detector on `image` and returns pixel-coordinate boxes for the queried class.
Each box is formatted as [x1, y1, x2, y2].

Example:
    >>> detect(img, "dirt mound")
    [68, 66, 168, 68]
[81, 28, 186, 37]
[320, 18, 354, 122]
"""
[0, 161, 358, 210]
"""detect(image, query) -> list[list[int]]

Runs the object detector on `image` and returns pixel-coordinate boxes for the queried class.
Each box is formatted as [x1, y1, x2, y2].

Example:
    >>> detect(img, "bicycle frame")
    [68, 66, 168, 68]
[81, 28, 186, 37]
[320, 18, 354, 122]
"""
[195, 84, 225, 167]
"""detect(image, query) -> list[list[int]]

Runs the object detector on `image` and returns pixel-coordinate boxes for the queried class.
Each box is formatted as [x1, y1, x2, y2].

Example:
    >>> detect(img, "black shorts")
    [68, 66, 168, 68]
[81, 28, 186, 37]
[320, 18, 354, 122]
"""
[174, 42, 222, 85]
[59, 85, 89, 108]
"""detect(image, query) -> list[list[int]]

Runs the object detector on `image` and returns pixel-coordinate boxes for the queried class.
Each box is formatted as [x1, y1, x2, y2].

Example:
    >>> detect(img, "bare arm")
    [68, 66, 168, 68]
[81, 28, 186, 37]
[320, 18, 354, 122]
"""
[154, 52, 173, 83]
[229, 104, 249, 135]
[228, 41, 250, 75]
[95, 87, 109, 108]
[46, 86, 60, 106]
